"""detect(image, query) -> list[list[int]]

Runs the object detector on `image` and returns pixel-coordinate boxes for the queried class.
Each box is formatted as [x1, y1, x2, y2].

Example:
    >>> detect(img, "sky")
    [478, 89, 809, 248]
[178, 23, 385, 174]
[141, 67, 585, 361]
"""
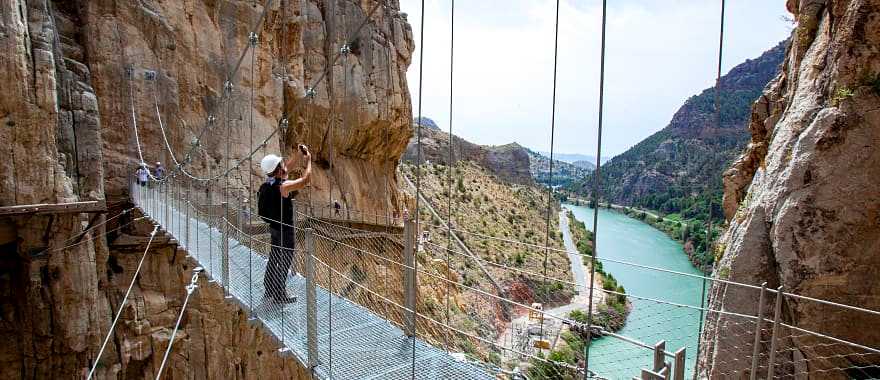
[399, 0, 793, 159]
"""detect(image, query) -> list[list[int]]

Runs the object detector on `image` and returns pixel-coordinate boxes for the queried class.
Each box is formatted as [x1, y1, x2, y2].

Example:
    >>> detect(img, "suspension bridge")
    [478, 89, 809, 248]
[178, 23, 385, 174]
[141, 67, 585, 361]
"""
[63, 0, 880, 378]
[130, 182, 494, 379]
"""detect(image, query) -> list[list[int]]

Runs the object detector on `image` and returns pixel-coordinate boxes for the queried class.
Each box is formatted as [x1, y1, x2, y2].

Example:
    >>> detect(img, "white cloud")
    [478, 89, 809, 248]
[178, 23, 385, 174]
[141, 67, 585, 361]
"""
[402, 0, 792, 158]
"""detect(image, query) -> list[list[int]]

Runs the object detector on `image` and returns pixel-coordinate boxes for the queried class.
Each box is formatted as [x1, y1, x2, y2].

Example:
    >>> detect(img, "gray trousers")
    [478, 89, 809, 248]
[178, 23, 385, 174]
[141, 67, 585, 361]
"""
[264, 226, 295, 298]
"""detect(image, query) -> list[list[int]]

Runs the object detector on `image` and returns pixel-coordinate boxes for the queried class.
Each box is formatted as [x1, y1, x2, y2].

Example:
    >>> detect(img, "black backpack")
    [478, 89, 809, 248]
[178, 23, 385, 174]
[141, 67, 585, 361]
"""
[257, 182, 281, 226]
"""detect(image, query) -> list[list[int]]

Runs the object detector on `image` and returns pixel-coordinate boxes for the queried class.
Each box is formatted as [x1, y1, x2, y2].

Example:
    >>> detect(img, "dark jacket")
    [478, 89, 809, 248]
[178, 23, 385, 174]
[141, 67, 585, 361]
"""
[258, 177, 297, 230]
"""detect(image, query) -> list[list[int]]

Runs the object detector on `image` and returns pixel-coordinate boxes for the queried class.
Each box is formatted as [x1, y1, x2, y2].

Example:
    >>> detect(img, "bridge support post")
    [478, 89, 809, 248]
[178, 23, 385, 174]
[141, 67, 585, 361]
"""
[653, 340, 667, 374]
[221, 202, 230, 297]
[172, 179, 177, 237]
[165, 180, 170, 228]
[208, 189, 215, 281]
[766, 286, 784, 378]
[749, 282, 768, 380]
[185, 189, 190, 253]
[147, 180, 152, 217]
[305, 228, 319, 369]
[403, 218, 417, 337]
[672, 347, 686, 380]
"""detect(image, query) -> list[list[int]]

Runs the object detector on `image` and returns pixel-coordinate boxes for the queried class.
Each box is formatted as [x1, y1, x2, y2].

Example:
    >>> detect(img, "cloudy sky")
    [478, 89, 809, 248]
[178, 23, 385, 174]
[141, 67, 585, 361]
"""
[398, 0, 793, 158]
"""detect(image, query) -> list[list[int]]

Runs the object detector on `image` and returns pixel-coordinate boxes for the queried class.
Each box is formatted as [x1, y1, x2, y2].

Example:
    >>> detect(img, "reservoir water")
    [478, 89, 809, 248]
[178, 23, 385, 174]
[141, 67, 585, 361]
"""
[563, 203, 705, 379]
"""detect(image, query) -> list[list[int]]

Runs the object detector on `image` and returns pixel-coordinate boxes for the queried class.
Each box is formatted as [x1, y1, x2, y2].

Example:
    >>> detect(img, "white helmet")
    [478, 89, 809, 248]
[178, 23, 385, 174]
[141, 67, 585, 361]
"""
[260, 154, 283, 175]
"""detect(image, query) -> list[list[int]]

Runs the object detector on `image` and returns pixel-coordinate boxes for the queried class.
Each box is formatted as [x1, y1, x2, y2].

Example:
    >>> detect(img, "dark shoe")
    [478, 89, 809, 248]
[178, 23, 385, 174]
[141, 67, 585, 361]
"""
[272, 295, 297, 304]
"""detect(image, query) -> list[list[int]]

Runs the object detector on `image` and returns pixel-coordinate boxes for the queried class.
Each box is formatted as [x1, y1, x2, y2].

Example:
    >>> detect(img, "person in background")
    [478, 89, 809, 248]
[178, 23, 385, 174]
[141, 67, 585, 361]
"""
[136, 164, 149, 187]
[257, 145, 312, 304]
[154, 161, 165, 179]
[333, 199, 341, 216]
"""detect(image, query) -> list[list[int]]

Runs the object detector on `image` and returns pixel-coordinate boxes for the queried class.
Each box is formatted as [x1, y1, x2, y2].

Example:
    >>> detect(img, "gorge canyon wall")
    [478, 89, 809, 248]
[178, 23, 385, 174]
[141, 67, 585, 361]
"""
[0, 0, 413, 377]
[702, 0, 880, 378]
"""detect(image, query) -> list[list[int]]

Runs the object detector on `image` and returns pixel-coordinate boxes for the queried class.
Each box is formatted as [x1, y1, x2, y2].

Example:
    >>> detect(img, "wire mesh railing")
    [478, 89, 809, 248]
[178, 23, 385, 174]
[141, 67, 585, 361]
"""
[129, 176, 880, 379]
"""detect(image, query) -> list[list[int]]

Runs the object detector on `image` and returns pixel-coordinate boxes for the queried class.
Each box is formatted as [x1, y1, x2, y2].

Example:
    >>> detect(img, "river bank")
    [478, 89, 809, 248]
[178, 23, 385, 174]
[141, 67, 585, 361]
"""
[563, 203, 704, 378]
[562, 195, 713, 273]
[494, 210, 611, 376]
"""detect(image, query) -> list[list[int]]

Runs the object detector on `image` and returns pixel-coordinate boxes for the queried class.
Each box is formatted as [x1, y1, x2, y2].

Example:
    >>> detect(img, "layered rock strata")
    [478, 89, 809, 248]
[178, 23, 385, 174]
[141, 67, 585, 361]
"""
[702, 0, 880, 377]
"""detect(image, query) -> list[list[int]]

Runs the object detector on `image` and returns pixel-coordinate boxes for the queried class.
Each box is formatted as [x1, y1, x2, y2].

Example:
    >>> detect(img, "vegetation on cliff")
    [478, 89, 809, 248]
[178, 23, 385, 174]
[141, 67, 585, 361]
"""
[398, 160, 573, 359]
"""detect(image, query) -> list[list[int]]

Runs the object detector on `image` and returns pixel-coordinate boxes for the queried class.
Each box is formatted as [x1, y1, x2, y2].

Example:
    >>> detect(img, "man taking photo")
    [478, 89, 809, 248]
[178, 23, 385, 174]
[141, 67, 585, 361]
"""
[258, 144, 311, 304]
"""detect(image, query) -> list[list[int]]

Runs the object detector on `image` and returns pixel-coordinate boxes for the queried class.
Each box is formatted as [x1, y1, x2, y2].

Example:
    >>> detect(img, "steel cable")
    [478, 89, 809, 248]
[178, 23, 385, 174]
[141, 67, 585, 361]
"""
[155, 268, 202, 380]
[584, 0, 608, 375]
[88, 225, 159, 380]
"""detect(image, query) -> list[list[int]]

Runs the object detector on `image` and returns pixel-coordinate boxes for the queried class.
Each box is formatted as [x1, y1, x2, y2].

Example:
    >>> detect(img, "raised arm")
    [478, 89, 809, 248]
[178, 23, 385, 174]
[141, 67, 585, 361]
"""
[280, 145, 312, 197]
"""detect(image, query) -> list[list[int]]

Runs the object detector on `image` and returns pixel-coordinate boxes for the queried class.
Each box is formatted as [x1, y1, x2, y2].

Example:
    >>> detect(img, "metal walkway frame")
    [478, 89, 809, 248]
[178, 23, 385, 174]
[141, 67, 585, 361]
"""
[136, 185, 493, 379]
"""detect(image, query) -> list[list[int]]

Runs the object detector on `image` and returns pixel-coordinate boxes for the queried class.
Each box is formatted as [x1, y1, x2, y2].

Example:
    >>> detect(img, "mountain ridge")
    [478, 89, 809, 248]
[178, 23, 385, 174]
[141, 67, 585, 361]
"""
[567, 40, 787, 221]
[402, 121, 535, 186]
[564, 39, 788, 266]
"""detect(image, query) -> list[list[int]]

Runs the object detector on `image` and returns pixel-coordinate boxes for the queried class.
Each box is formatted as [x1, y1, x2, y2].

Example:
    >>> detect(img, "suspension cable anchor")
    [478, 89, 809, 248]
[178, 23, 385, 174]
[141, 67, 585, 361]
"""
[340, 43, 351, 55]
[144, 70, 157, 81]
[186, 267, 203, 294]
[224, 80, 234, 93]
[304, 87, 316, 99]
[279, 118, 289, 134]
[207, 115, 216, 126]
[248, 32, 259, 47]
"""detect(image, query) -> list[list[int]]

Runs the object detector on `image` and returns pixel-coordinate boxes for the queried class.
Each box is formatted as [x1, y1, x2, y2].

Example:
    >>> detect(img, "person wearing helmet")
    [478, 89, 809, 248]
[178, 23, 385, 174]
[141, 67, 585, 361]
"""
[154, 162, 165, 180]
[136, 164, 149, 187]
[257, 145, 312, 304]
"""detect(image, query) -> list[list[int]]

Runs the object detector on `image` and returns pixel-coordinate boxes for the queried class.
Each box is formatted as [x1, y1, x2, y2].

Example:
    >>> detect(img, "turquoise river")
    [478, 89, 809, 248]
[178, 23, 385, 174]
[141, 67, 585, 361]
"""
[563, 203, 706, 379]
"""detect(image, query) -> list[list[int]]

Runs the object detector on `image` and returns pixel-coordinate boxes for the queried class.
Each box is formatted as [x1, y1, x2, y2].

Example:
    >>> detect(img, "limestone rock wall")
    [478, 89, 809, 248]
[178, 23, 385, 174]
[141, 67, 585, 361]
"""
[87, 0, 413, 213]
[0, 0, 112, 377]
[0, 0, 413, 378]
[704, 0, 880, 377]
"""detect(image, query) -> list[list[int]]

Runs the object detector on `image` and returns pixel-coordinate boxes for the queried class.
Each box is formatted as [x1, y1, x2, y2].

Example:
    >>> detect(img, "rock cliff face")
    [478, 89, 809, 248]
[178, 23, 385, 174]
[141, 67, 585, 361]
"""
[0, 0, 413, 377]
[702, 0, 880, 377]
[88, 0, 413, 214]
